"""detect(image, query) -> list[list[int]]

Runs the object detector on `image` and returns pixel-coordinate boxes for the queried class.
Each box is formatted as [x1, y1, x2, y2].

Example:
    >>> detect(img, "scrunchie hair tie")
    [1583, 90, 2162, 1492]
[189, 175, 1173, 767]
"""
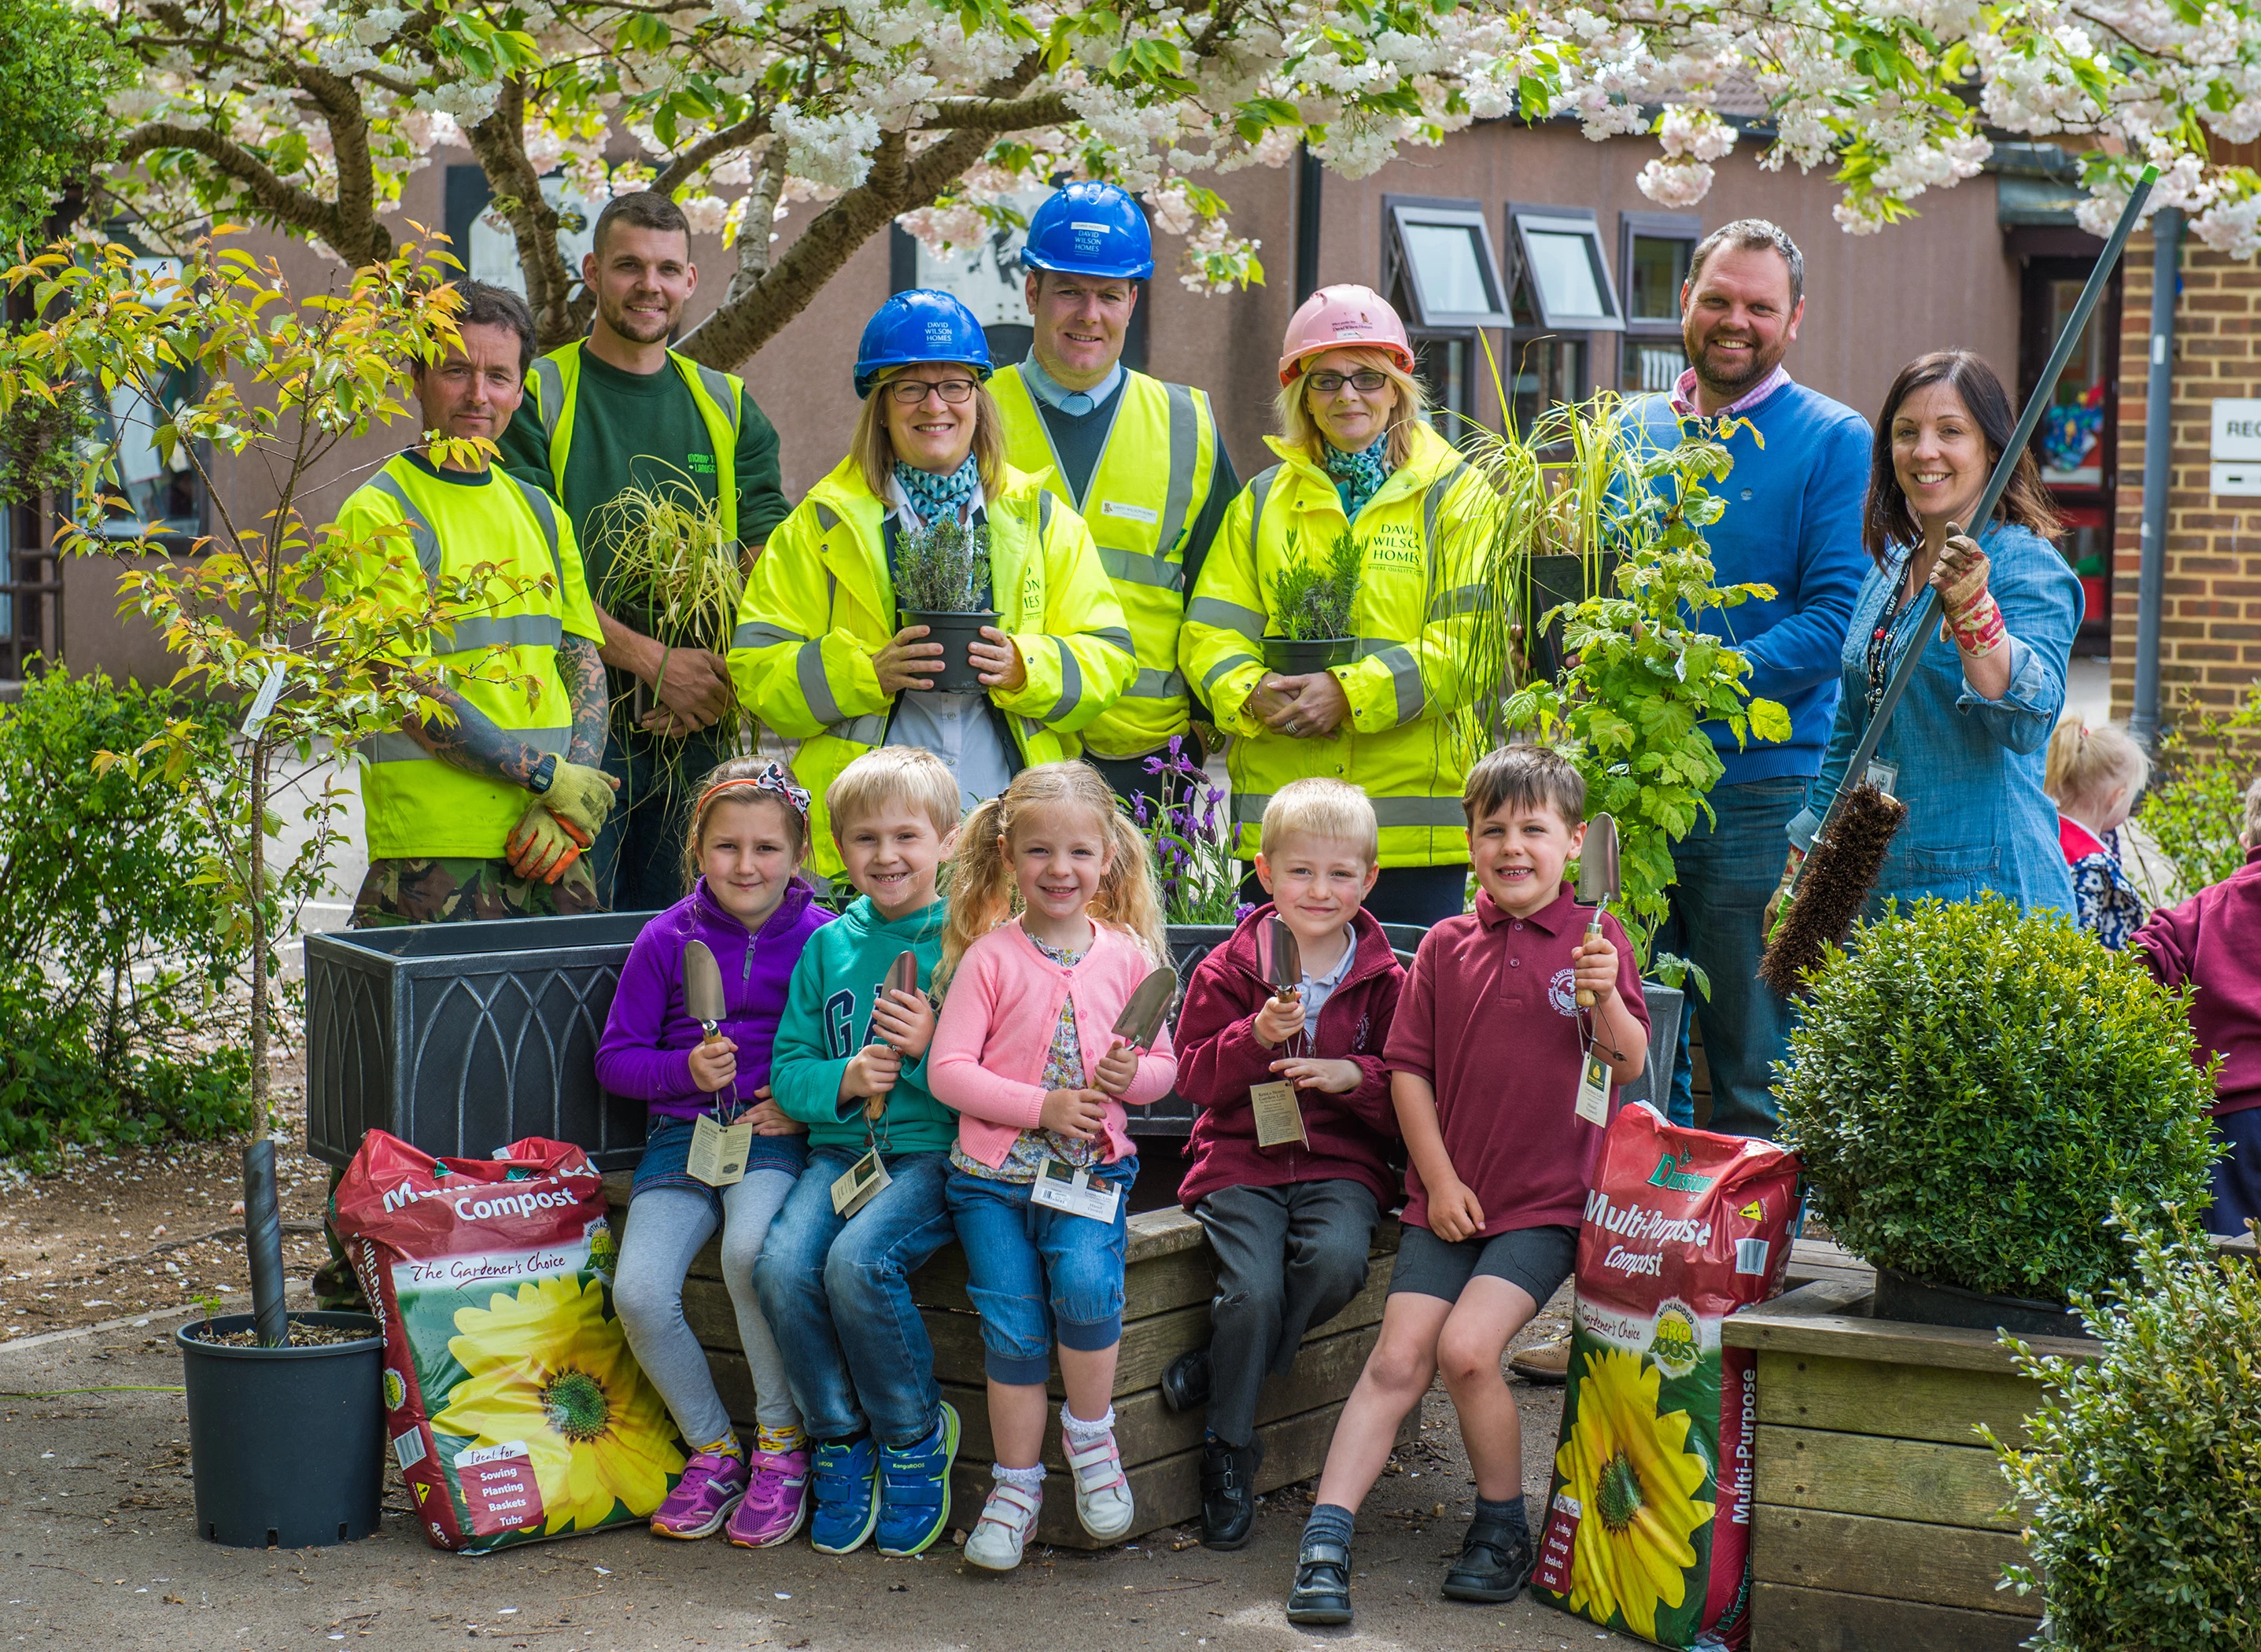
[698, 763, 811, 822]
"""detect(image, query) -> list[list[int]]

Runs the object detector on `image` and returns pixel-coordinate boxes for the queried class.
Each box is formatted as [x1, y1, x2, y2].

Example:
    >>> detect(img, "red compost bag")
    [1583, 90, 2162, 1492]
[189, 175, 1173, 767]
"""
[334, 1130, 686, 1553]
[1532, 1104, 1798, 1649]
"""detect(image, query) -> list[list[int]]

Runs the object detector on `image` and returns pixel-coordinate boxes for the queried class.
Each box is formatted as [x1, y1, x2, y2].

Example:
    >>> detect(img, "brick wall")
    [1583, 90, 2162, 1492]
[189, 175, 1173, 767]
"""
[2111, 229, 2261, 721]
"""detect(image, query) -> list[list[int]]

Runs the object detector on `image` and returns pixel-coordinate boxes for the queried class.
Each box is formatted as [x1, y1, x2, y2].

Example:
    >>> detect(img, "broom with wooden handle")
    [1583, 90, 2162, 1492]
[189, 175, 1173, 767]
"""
[1757, 164, 2158, 997]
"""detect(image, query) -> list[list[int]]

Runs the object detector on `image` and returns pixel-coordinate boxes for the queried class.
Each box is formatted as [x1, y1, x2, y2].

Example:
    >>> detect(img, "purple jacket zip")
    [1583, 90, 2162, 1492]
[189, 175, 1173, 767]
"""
[596, 876, 832, 1123]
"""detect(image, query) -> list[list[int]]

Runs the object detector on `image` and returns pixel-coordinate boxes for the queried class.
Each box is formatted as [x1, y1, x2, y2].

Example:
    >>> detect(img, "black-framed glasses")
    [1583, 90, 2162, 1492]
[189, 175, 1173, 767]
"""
[885, 377, 979, 405]
[1307, 369, 1390, 395]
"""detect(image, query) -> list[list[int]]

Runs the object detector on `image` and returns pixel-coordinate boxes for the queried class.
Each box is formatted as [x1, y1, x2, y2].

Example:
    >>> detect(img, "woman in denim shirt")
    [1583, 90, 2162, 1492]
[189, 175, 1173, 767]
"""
[1782, 350, 2080, 916]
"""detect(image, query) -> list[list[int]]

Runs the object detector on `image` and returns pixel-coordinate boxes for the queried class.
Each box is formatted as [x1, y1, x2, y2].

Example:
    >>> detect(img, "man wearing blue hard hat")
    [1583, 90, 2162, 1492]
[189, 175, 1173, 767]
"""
[989, 181, 1239, 807]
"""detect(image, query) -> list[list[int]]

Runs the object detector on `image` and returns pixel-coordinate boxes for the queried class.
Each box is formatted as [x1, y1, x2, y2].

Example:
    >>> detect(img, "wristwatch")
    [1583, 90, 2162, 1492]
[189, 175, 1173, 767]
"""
[528, 753, 558, 794]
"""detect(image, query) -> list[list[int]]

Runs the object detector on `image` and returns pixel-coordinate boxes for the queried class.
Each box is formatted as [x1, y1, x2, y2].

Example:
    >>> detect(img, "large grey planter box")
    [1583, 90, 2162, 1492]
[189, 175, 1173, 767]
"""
[303, 913, 657, 1171]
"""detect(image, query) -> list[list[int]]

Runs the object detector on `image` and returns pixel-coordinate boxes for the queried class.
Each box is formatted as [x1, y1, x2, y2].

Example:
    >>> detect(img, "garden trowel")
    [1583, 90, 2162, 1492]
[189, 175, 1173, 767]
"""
[1110, 965, 1179, 1053]
[1260, 914, 1302, 1003]
[683, 940, 728, 1040]
[1575, 813, 1621, 1009]
[864, 949, 923, 1120]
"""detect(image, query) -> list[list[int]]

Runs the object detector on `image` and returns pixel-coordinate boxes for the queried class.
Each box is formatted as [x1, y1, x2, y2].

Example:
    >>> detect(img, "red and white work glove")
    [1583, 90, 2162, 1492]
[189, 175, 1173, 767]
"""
[1930, 531, 2006, 658]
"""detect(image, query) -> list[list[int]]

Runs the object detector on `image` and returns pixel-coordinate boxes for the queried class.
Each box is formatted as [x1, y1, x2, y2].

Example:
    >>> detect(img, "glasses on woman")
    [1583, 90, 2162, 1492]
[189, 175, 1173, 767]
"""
[886, 377, 979, 405]
[1307, 369, 1390, 396]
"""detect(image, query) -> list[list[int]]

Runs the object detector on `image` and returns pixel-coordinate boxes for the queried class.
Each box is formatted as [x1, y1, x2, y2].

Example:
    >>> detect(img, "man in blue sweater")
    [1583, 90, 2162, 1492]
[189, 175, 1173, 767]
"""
[1639, 219, 1871, 1138]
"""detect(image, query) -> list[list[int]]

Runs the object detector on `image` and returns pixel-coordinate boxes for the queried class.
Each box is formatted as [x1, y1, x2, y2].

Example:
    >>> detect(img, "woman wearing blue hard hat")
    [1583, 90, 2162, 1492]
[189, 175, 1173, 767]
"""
[730, 289, 1137, 870]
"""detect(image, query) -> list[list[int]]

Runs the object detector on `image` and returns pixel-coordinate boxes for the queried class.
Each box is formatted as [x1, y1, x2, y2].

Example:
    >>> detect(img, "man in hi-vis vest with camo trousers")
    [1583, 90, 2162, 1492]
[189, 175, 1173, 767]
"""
[987, 182, 1238, 810]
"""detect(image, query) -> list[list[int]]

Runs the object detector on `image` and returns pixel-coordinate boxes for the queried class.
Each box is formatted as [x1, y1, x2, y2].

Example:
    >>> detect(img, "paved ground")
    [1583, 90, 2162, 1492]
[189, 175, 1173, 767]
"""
[1, 1296, 1640, 1652]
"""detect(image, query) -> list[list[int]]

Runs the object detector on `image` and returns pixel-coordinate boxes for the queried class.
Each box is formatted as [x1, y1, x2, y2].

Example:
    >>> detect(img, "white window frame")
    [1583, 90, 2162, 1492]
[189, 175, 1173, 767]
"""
[1507, 204, 1624, 333]
[1383, 196, 1512, 330]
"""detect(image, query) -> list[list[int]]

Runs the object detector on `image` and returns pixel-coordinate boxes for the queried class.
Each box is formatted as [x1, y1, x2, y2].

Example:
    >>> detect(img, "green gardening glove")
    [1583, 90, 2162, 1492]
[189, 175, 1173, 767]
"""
[506, 802, 583, 884]
[541, 759, 618, 846]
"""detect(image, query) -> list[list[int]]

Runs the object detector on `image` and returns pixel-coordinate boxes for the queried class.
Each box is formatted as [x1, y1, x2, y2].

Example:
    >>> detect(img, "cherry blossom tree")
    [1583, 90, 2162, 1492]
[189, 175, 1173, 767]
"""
[78, 0, 2261, 373]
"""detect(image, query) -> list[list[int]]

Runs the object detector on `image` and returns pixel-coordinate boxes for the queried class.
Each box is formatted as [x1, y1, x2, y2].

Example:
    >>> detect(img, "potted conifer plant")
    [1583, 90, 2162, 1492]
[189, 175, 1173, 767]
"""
[894, 517, 997, 694]
[1263, 527, 1362, 674]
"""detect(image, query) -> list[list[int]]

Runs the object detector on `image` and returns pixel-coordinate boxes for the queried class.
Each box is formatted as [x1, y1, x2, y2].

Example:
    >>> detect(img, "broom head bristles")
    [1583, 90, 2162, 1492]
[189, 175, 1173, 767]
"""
[1758, 781, 1909, 997]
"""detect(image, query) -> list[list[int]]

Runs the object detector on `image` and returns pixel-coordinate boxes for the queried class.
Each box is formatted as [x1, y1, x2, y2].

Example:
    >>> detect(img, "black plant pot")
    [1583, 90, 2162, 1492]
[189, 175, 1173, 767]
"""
[1262, 636, 1355, 676]
[177, 1311, 385, 1548]
[1524, 552, 1621, 683]
[1870, 1267, 2092, 1341]
[902, 608, 1001, 694]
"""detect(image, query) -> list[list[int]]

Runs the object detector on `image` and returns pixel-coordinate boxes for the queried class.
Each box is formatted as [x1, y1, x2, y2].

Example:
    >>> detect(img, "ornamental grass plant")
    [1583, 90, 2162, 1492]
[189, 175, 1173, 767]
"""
[1774, 895, 2220, 1303]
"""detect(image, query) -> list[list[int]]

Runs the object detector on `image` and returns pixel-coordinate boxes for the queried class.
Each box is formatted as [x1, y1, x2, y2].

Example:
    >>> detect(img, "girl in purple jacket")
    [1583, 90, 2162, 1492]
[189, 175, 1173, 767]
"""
[596, 760, 832, 1548]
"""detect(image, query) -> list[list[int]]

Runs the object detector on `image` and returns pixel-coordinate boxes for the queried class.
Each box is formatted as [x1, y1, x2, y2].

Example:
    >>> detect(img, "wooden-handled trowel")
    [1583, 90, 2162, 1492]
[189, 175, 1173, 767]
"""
[684, 938, 736, 1111]
[861, 949, 923, 1121]
[1574, 813, 1621, 1009]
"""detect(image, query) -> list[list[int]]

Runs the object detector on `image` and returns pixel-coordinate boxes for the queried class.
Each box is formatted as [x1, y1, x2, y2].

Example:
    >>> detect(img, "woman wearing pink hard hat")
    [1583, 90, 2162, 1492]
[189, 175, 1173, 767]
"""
[1181, 284, 1499, 927]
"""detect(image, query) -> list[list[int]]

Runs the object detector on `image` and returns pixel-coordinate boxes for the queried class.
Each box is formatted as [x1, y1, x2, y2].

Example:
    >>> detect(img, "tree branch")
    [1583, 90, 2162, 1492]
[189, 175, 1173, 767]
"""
[467, 79, 588, 351]
[116, 124, 374, 257]
[924, 91, 1075, 131]
[651, 111, 773, 196]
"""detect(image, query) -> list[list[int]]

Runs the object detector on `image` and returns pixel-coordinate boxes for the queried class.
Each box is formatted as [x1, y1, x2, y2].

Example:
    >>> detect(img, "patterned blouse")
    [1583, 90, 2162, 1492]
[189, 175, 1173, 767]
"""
[2060, 816, 2147, 951]
[950, 931, 1105, 1183]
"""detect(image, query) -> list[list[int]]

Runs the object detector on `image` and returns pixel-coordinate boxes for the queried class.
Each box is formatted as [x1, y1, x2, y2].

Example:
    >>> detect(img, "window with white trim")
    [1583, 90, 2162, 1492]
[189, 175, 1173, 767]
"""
[1619, 210, 1700, 394]
[1383, 195, 1512, 444]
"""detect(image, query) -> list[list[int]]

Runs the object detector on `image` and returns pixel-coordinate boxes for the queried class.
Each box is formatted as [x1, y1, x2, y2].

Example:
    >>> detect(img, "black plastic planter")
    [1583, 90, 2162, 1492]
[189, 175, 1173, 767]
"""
[177, 1312, 384, 1548]
[1524, 552, 1621, 683]
[1262, 636, 1355, 676]
[902, 608, 1001, 693]
[1871, 1267, 2092, 1340]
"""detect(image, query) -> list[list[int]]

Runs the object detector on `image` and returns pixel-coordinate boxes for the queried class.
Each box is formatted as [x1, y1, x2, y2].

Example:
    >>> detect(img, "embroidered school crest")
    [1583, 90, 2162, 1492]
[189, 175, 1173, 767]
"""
[1547, 968, 1579, 1016]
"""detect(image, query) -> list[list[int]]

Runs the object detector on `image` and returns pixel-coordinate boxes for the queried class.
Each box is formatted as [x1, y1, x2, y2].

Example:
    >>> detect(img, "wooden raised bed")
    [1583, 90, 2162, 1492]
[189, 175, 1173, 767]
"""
[1724, 1276, 2098, 1652]
[601, 1174, 1400, 1548]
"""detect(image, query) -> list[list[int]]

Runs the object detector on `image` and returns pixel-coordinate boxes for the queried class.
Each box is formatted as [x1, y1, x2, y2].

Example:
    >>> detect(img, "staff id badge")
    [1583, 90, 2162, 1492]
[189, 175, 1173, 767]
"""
[1573, 1052, 1612, 1127]
[831, 1148, 891, 1218]
[1248, 1079, 1308, 1149]
[1029, 1159, 1121, 1224]
[687, 1113, 752, 1187]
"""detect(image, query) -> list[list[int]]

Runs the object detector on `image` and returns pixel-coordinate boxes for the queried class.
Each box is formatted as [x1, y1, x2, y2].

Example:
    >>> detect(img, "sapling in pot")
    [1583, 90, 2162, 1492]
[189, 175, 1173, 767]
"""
[1263, 527, 1362, 674]
[893, 517, 997, 693]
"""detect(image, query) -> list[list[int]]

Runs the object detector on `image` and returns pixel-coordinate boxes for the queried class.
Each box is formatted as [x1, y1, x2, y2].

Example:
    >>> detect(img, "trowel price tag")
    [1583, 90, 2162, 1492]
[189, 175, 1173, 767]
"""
[1249, 1080, 1308, 1149]
[687, 1113, 751, 1187]
[1029, 1160, 1121, 1224]
[831, 1147, 891, 1218]
[1573, 1052, 1611, 1127]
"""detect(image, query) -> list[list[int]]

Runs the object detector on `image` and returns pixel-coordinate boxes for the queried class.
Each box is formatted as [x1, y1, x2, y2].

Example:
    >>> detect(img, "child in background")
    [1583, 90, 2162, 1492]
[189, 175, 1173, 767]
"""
[1287, 746, 1647, 1627]
[928, 761, 1179, 1573]
[1164, 778, 1404, 1551]
[2045, 712, 2151, 949]
[597, 760, 832, 1547]
[2134, 774, 2261, 1239]
[758, 749, 963, 1558]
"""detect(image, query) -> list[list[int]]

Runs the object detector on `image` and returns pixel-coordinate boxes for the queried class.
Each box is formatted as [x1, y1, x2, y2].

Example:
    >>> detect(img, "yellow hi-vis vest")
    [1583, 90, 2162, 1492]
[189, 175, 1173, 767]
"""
[1178, 422, 1497, 869]
[526, 340, 747, 547]
[334, 454, 604, 860]
[728, 455, 1137, 876]
[988, 364, 1223, 758]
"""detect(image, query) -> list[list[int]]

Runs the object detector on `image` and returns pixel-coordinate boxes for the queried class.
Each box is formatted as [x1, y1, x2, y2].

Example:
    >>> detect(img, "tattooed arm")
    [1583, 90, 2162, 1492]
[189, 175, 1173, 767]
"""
[559, 634, 608, 769]
[397, 682, 549, 787]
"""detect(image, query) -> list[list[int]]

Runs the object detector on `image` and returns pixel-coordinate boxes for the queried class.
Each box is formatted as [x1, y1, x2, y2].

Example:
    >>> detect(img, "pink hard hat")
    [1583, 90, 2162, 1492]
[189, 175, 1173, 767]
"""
[1278, 283, 1415, 385]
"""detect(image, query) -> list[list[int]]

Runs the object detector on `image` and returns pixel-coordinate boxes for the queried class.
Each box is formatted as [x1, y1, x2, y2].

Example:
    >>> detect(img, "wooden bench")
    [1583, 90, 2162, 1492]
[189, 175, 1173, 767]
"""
[601, 1173, 1400, 1547]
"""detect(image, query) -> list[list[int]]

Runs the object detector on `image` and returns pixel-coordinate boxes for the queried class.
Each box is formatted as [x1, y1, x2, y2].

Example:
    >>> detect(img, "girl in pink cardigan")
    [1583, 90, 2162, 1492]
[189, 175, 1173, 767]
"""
[929, 761, 1178, 1571]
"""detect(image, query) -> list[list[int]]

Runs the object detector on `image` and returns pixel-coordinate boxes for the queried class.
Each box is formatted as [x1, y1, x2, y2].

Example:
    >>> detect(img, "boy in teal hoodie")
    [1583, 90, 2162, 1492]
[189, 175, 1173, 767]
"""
[756, 749, 962, 1559]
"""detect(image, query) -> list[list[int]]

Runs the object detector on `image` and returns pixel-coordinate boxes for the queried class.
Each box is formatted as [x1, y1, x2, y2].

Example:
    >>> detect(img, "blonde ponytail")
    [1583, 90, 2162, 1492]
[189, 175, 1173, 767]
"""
[935, 793, 1016, 995]
[1093, 805, 1168, 967]
[2044, 713, 2150, 815]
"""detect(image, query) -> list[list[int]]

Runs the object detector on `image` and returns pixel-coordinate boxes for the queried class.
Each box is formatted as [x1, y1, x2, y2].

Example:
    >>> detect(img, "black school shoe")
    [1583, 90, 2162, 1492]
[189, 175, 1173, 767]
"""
[1160, 1344, 1211, 1412]
[1197, 1436, 1262, 1549]
[1285, 1533, 1353, 1625]
[1441, 1510, 1536, 1603]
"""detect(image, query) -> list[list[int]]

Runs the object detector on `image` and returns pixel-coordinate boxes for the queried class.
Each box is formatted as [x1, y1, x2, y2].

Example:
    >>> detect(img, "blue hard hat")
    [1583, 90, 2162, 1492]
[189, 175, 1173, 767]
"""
[854, 289, 994, 399]
[1022, 181, 1155, 281]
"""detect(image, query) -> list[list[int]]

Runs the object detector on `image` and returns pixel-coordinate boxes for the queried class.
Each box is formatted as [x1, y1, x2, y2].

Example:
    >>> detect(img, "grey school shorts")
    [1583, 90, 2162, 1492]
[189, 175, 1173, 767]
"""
[1389, 1221, 1578, 1307]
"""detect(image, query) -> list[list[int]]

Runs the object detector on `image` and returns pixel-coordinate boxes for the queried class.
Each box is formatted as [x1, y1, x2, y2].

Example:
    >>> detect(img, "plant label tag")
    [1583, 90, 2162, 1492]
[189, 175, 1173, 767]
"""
[1573, 1053, 1611, 1127]
[1249, 1080, 1308, 1148]
[687, 1114, 751, 1187]
[831, 1149, 891, 1218]
[1029, 1160, 1120, 1224]
[239, 660, 287, 739]
[1864, 759, 1900, 799]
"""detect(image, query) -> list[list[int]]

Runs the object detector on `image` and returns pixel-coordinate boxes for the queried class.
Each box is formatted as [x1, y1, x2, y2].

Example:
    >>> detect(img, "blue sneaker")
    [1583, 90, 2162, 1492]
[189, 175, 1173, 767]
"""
[875, 1401, 960, 1557]
[809, 1435, 880, 1555]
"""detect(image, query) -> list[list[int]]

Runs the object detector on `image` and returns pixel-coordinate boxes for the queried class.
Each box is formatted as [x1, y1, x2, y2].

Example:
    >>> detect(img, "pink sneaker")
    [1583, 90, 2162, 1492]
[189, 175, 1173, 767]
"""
[651, 1451, 749, 1540]
[725, 1445, 812, 1548]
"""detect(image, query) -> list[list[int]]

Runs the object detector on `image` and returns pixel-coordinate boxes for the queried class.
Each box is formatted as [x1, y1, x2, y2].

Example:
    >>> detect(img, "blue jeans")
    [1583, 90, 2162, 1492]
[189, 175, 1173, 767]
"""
[595, 723, 736, 914]
[946, 1160, 1135, 1386]
[1654, 775, 1807, 1138]
[753, 1148, 955, 1450]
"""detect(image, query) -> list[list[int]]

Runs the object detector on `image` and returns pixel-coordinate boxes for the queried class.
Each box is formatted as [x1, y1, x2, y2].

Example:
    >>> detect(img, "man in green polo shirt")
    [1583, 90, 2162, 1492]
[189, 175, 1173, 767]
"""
[498, 190, 791, 912]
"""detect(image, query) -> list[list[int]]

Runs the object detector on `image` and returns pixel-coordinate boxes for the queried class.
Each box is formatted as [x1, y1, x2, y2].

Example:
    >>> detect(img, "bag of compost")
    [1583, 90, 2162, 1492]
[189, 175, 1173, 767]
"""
[1531, 1104, 1798, 1650]
[334, 1129, 686, 1553]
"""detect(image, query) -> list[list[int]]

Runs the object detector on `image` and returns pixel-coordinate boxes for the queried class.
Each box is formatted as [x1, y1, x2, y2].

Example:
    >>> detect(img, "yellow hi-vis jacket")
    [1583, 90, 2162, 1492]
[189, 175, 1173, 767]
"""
[333, 453, 603, 860]
[1179, 422, 1496, 868]
[526, 340, 748, 545]
[728, 455, 1137, 874]
[988, 363, 1223, 758]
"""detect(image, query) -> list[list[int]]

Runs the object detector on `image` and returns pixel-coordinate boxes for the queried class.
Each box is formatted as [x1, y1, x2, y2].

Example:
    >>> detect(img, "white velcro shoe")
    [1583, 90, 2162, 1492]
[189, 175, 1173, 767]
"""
[963, 1481, 1042, 1572]
[1063, 1427, 1135, 1541]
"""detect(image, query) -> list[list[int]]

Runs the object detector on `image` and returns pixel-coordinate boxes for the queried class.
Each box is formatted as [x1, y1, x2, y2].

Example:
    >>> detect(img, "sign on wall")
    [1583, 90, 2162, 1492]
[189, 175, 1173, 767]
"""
[2210, 399, 2261, 496]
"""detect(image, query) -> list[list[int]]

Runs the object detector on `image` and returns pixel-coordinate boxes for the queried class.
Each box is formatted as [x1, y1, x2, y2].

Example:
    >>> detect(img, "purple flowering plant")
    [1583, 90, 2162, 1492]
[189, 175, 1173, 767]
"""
[1135, 735, 1242, 926]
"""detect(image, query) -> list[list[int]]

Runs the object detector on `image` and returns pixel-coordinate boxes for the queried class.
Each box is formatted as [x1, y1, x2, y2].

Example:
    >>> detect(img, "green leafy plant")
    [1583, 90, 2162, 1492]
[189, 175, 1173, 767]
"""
[0, 0, 127, 246]
[2136, 682, 2261, 899]
[1987, 1209, 2260, 1650]
[1268, 526, 1363, 640]
[1131, 735, 1243, 926]
[893, 517, 993, 614]
[0, 380, 99, 507]
[1776, 895, 2220, 1303]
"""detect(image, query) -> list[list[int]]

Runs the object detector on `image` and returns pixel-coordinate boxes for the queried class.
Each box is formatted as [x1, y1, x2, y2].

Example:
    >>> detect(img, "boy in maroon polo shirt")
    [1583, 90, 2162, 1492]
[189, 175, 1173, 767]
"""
[1285, 746, 1648, 1627]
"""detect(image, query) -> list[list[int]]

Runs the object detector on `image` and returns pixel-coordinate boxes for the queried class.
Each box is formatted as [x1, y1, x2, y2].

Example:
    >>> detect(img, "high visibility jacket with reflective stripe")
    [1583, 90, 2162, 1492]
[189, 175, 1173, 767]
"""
[333, 454, 603, 861]
[989, 364, 1222, 758]
[728, 455, 1137, 876]
[1178, 423, 1499, 868]
[526, 341, 747, 547]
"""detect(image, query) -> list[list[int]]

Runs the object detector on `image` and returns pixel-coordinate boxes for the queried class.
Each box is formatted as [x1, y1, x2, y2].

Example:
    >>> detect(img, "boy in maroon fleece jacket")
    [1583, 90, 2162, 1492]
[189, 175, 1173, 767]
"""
[2134, 774, 2261, 1238]
[1165, 779, 1404, 1549]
